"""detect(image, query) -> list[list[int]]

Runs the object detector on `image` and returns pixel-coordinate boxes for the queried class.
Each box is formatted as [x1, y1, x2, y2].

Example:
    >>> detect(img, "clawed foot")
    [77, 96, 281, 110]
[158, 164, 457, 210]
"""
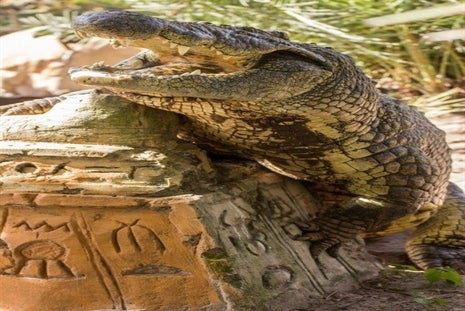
[294, 217, 365, 260]
[405, 184, 465, 274]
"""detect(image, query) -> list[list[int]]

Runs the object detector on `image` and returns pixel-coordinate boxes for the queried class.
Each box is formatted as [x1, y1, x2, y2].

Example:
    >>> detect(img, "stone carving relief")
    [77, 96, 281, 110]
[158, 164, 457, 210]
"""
[0, 213, 80, 280]
[11, 240, 78, 279]
[13, 220, 71, 237]
[111, 219, 166, 254]
[191, 171, 381, 305]
[0, 239, 15, 275]
[262, 265, 295, 290]
[0, 195, 219, 311]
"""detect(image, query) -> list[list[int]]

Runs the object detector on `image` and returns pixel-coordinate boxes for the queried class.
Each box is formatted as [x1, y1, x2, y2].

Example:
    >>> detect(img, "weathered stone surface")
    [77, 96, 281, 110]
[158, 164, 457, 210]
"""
[0, 193, 220, 311]
[0, 91, 381, 310]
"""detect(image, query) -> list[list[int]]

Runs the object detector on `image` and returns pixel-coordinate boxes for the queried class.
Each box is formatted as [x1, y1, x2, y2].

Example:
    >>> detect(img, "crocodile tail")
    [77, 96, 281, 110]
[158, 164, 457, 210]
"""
[405, 182, 465, 272]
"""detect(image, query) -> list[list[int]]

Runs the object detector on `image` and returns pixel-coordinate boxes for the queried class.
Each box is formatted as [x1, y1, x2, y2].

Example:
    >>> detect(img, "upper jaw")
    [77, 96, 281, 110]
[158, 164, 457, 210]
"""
[72, 11, 327, 70]
[72, 11, 270, 74]
[72, 10, 290, 56]
[70, 10, 332, 84]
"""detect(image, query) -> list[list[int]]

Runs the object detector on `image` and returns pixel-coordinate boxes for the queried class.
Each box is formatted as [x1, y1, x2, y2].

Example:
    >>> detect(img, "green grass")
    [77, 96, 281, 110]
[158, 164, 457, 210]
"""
[2, 0, 464, 107]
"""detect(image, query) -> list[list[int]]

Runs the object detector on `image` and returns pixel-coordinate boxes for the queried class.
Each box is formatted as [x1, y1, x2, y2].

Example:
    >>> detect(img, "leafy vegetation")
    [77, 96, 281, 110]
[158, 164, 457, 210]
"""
[413, 294, 448, 308]
[1, 0, 464, 108]
[381, 266, 463, 308]
[424, 266, 464, 286]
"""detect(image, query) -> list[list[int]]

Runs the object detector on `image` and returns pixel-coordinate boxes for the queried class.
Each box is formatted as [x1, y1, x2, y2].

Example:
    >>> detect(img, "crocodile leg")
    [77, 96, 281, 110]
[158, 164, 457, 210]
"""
[297, 196, 412, 259]
[297, 184, 465, 272]
[406, 183, 465, 272]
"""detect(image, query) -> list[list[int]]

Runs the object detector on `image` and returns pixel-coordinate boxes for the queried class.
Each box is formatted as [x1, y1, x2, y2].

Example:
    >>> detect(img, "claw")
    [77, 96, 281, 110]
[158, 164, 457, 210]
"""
[293, 217, 362, 261]
[294, 220, 319, 231]
[326, 242, 342, 258]
[296, 232, 325, 242]
[310, 237, 341, 258]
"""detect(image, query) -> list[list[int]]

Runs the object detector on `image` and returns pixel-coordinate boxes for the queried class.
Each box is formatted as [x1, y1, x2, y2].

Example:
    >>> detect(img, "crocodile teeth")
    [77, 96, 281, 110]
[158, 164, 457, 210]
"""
[115, 59, 144, 70]
[177, 45, 190, 56]
[110, 39, 125, 48]
[180, 69, 202, 76]
[89, 61, 107, 69]
[75, 30, 86, 39]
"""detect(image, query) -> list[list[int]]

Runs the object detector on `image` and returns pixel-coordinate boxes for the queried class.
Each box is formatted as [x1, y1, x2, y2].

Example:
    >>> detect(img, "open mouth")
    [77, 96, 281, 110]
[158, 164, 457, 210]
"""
[68, 11, 329, 100]
[68, 10, 290, 83]
[72, 28, 260, 77]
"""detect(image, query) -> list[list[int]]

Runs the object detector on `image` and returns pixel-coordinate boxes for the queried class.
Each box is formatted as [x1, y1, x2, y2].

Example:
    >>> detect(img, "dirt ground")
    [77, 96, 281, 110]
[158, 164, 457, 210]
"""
[304, 268, 465, 311]
[311, 233, 465, 311]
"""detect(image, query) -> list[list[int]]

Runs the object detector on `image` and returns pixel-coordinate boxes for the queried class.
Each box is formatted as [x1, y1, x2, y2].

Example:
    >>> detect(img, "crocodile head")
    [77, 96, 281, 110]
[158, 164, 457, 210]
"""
[69, 10, 336, 100]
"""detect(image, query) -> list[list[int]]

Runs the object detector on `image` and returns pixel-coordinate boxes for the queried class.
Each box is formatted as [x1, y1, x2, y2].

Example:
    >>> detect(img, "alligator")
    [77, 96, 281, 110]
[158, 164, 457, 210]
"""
[7, 10, 465, 272]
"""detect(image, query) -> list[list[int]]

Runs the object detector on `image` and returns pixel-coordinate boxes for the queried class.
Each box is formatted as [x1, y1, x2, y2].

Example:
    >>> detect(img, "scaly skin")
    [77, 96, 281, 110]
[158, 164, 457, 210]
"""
[0, 97, 63, 116]
[15, 11, 465, 271]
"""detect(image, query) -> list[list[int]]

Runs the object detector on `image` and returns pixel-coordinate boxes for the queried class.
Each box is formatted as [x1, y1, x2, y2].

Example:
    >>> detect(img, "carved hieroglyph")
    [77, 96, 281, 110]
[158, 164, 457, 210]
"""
[0, 91, 381, 310]
[0, 193, 219, 310]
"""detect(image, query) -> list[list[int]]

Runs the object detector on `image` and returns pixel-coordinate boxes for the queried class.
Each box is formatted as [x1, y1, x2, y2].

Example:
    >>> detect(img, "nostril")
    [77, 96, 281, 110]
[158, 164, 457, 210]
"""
[15, 163, 38, 174]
